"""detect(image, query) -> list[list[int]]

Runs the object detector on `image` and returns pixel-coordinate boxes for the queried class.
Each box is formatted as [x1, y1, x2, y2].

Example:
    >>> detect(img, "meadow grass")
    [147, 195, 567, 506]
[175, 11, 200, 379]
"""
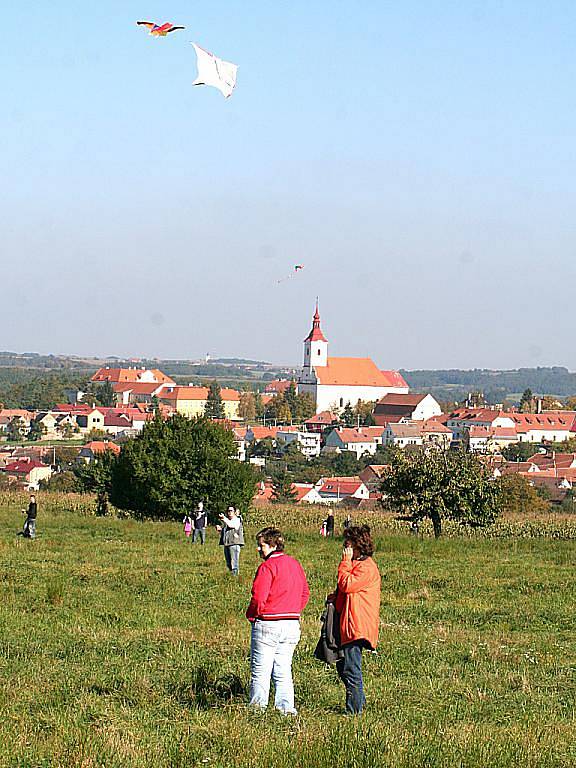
[0, 493, 575, 767]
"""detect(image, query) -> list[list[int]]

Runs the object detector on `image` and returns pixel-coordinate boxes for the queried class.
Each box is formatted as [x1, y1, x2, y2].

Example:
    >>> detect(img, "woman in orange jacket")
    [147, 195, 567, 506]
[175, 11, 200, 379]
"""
[332, 525, 381, 714]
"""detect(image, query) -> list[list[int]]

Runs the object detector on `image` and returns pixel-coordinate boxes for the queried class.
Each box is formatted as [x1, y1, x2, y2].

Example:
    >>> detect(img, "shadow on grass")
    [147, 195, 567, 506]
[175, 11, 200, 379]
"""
[169, 666, 247, 710]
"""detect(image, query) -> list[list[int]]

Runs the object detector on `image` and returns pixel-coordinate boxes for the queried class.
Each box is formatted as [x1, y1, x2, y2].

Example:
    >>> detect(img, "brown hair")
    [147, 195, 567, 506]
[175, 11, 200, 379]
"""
[344, 525, 374, 557]
[256, 527, 285, 552]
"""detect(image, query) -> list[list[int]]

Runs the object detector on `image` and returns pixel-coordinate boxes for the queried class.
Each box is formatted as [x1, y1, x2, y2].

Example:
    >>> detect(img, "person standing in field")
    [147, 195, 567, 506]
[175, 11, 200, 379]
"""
[246, 527, 310, 715]
[329, 525, 381, 715]
[192, 501, 207, 544]
[216, 506, 244, 575]
[325, 510, 335, 537]
[20, 495, 38, 539]
[183, 513, 193, 540]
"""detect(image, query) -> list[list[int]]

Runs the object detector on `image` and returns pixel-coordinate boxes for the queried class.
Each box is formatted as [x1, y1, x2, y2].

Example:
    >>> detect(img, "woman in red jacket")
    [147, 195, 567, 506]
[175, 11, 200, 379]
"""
[333, 525, 381, 714]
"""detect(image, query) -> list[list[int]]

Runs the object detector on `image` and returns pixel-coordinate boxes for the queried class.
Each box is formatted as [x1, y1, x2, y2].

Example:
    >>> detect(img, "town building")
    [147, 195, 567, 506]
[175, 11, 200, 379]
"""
[276, 427, 321, 458]
[324, 427, 384, 459]
[316, 476, 370, 504]
[298, 304, 408, 414]
[373, 393, 442, 426]
[3, 458, 52, 489]
[158, 386, 241, 420]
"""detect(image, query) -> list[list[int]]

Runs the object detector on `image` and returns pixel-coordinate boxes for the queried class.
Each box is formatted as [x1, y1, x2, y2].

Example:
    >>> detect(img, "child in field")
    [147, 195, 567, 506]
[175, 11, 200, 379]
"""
[183, 514, 193, 539]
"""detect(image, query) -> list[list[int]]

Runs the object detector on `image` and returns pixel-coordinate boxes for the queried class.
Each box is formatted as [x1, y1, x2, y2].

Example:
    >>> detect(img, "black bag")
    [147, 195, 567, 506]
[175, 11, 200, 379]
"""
[314, 601, 343, 664]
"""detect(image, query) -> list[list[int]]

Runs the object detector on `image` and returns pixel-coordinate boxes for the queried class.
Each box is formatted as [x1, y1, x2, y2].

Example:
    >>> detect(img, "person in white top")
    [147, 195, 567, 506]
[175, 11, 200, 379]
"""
[216, 506, 245, 575]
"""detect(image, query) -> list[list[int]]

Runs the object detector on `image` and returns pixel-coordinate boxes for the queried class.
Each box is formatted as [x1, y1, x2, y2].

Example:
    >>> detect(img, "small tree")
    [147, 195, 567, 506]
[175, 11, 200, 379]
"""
[74, 449, 117, 495]
[519, 389, 535, 413]
[205, 380, 225, 419]
[239, 391, 256, 421]
[292, 392, 316, 423]
[381, 447, 502, 538]
[28, 420, 47, 442]
[98, 381, 116, 407]
[341, 402, 356, 427]
[271, 470, 297, 504]
[500, 473, 549, 515]
[6, 416, 25, 442]
[501, 442, 538, 462]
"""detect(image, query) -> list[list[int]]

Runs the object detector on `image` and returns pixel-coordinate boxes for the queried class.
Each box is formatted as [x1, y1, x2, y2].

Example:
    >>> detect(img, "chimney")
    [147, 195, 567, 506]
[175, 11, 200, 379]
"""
[536, 398, 543, 414]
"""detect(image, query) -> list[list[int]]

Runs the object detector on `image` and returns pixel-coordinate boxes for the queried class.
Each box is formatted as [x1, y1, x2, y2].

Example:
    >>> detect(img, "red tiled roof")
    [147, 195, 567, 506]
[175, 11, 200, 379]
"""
[103, 413, 133, 427]
[112, 382, 168, 395]
[319, 477, 364, 495]
[315, 357, 406, 388]
[304, 305, 328, 343]
[92, 368, 175, 384]
[4, 459, 46, 473]
[292, 483, 316, 502]
[246, 426, 279, 440]
[305, 411, 337, 425]
[264, 380, 294, 394]
[83, 441, 121, 455]
[160, 386, 240, 402]
[420, 419, 452, 434]
[332, 427, 383, 443]
[510, 412, 576, 432]
[376, 393, 427, 407]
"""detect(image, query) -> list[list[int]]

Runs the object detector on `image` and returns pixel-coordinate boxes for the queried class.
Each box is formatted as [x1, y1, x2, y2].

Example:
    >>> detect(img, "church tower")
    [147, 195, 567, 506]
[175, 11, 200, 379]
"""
[303, 301, 328, 371]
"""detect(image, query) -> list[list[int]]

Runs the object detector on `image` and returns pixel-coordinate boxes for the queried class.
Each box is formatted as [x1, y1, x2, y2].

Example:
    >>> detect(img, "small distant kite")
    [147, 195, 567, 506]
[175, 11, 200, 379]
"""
[137, 21, 185, 37]
[192, 43, 238, 99]
[277, 265, 305, 284]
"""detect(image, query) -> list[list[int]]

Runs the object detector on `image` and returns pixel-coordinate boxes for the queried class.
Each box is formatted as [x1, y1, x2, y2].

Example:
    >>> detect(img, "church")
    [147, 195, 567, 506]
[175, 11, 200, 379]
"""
[298, 304, 409, 414]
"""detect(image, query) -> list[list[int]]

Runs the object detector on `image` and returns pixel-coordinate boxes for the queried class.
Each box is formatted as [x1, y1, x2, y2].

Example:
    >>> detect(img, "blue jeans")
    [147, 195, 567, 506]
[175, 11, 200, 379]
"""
[336, 642, 367, 714]
[250, 619, 301, 714]
[192, 527, 206, 544]
[224, 545, 240, 575]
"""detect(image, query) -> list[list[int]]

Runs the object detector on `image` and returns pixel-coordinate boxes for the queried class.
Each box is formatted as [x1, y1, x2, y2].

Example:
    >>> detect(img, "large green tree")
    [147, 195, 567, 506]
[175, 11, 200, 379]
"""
[381, 447, 502, 538]
[110, 415, 256, 520]
[271, 469, 297, 504]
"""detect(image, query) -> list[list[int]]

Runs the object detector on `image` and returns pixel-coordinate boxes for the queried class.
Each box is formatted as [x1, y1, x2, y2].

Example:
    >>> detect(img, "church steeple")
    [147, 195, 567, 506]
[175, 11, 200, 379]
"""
[303, 301, 328, 369]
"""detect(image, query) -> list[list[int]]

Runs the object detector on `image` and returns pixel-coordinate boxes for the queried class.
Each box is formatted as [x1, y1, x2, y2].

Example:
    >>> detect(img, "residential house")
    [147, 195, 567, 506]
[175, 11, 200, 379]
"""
[447, 409, 516, 441]
[420, 418, 453, 448]
[159, 386, 241, 420]
[382, 422, 423, 448]
[298, 304, 409, 414]
[111, 381, 171, 406]
[91, 367, 175, 385]
[292, 483, 323, 504]
[316, 476, 370, 504]
[77, 441, 121, 463]
[509, 412, 576, 443]
[3, 458, 52, 489]
[276, 427, 321, 458]
[75, 408, 106, 434]
[244, 426, 280, 443]
[359, 464, 389, 492]
[373, 393, 442, 426]
[264, 380, 295, 395]
[304, 411, 339, 433]
[324, 427, 384, 459]
[0, 410, 33, 437]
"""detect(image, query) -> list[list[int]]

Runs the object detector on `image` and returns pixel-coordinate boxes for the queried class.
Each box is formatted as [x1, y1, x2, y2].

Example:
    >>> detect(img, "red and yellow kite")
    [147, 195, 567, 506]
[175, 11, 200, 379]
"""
[136, 21, 185, 37]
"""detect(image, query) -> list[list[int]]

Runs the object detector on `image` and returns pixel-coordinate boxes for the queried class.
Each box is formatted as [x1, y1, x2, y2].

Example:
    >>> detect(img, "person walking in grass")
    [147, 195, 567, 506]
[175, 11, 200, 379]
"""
[216, 506, 244, 575]
[19, 494, 38, 539]
[328, 524, 381, 715]
[246, 527, 310, 715]
[192, 501, 207, 544]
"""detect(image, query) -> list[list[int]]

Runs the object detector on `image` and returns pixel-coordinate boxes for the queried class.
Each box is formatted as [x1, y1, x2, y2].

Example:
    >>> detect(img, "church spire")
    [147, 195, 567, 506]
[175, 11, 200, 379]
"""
[304, 299, 327, 343]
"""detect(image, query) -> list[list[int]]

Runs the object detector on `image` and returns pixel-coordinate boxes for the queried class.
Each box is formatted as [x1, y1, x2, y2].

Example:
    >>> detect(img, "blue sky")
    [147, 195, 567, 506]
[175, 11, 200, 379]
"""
[3, 1, 575, 368]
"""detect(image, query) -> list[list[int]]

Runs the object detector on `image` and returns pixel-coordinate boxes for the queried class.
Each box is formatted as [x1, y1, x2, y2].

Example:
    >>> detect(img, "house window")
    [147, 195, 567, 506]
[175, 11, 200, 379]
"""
[339, 398, 344, 407]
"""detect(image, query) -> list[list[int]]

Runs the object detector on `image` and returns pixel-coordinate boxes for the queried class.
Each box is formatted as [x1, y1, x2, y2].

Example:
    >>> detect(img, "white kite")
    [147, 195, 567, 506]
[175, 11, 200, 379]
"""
[192, 43, 238, 99]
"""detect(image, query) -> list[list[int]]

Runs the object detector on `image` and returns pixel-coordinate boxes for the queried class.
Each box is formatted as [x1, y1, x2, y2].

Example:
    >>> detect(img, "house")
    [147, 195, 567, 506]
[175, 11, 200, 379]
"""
[77, 441, 121, 463]
[509, 412, 576, 443]
[158, 386, 241, 420]
[359, 464, 389, 491]
[447, 409, 516, 441]
[298, 303, 409, 414]
[103, 412, 134, 436]
[324, 427, 384, 459]
[264, 380, 295, 395]
[382, 422, 423, 448]
[0, 410, 33, 436]
[75, 408, 106, 433]
[276, 427, 321, 458]
[316, 476, 370, 503]
[420, 418, 453, 448]
[304, 411, 339, 433]
[3, 458, 52, 489]
[292, 483, 323, 504]
[244, 426, 280, 442]
[111, 381, 171, 406]
[373, 393, 442, 426]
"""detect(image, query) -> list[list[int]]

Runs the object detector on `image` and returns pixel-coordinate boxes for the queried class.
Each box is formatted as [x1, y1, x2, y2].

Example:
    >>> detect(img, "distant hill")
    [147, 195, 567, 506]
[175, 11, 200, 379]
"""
[402, 367, 576, 403]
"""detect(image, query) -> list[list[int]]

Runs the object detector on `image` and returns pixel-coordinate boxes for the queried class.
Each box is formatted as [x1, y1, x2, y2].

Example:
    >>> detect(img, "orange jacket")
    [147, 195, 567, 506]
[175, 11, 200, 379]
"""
[335, 557, 381, 650]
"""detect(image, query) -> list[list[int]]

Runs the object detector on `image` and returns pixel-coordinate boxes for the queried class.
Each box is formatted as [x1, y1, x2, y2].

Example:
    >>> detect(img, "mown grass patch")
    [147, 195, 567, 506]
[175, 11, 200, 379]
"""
[0, 494, 574, 767]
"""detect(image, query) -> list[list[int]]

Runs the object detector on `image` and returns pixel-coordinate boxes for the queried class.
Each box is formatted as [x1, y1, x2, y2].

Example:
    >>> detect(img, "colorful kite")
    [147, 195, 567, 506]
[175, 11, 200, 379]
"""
[277, 265, 305, 284]
[137, 21, 185, 37]
[192, 43, 238, 99]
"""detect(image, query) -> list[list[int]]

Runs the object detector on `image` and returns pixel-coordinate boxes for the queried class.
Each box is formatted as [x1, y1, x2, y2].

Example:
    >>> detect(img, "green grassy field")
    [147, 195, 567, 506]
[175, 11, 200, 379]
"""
[0, 494, 575, 768]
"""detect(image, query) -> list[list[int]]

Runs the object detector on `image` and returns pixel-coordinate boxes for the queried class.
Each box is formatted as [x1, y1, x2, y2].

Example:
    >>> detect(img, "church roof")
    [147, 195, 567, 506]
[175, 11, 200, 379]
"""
[304, 304, 327, 343]
[314, 357, 408, 388]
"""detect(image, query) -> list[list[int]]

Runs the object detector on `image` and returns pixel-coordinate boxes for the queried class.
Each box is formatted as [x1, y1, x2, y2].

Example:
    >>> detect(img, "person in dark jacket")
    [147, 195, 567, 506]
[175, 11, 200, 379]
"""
[21, 495, 38, 539]
[325, 510, 335, 537]
[192, 501, 207, 544]
[246, 527, 310, 714]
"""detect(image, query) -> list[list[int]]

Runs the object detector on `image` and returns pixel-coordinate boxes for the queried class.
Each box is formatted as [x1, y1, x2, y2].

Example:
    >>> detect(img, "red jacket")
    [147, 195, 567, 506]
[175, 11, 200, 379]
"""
[335, 556, 381, 650]
[246, 551, 310, 621]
